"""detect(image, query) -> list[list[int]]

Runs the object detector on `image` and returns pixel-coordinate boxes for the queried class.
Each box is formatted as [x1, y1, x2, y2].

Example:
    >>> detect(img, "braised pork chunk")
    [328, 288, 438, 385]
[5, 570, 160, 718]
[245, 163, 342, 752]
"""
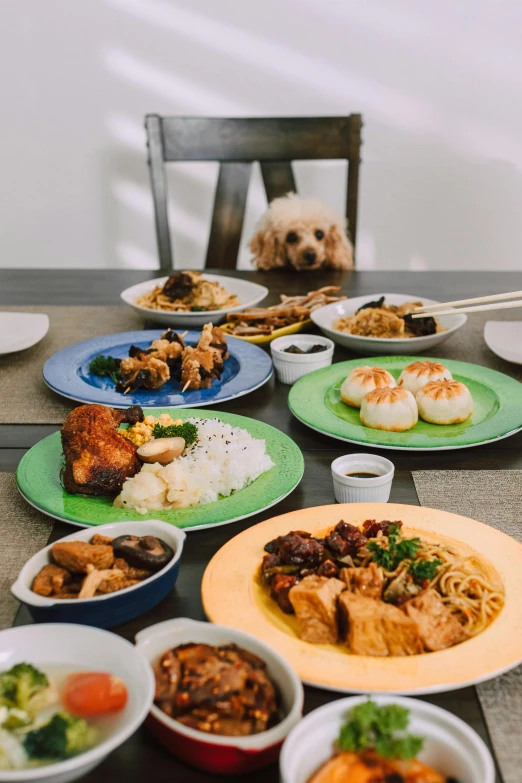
[289, 575, 346, 644]
[340, 563, 383, 600]
[339, 593, 423, 656]
[403, 589, 469, 651]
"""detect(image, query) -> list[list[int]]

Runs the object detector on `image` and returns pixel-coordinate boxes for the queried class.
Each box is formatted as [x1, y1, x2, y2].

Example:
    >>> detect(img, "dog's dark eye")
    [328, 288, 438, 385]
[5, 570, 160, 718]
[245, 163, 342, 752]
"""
[286, 232, 298, 244]
[315, 230, 324, 240]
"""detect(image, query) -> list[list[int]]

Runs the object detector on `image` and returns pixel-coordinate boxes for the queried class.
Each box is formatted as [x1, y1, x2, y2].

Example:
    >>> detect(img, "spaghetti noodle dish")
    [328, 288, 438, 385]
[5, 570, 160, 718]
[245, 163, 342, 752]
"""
[136, 271, 240, 313]
[261, 519, 503, 655]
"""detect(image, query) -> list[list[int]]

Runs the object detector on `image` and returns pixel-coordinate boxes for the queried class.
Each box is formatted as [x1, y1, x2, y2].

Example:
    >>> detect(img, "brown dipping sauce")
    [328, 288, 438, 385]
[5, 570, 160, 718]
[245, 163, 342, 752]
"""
[345, 471, 380, 478]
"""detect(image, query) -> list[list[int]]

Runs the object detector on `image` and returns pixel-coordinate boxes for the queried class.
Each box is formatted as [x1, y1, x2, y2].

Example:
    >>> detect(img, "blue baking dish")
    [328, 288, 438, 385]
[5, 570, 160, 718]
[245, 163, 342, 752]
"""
[11, 520, 185, 628]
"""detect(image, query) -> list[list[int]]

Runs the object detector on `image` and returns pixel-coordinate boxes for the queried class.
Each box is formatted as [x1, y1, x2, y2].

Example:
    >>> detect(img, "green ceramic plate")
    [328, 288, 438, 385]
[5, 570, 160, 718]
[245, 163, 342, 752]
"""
[16, 408, 304, 530]
[288, 356, 522, 451]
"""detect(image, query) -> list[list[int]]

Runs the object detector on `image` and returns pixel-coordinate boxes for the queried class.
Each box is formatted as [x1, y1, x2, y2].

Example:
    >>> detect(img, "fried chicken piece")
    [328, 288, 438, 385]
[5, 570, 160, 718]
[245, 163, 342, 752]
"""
[32, 564, 72, 597]
[90, 534, 114, 546]
[61, 404, 143, 496]
[53, 580, 83, 600]
[52, 541, 115, 574]
[180, 323, 228, 390]
[113, 557, 152, 580]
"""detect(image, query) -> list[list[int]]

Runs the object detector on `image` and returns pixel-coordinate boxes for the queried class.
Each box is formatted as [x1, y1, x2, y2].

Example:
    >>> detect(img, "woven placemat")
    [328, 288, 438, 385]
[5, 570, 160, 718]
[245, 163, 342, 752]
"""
[0, 306, 143, 423]
[413, 469, 522, 783]
[0, 473, 54, 629]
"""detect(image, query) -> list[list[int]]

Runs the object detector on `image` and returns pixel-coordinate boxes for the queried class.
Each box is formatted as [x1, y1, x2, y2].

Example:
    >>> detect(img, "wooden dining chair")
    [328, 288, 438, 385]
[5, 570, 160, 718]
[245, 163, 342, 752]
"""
[145, 114, 363, 271]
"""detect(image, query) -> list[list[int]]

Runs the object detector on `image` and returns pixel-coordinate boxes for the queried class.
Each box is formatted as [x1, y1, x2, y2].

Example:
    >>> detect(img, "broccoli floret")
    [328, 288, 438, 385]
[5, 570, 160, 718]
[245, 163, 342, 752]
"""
[0, 664, 48, 711]
[0, 708, 31, 730]
[23, 712, 98, 761]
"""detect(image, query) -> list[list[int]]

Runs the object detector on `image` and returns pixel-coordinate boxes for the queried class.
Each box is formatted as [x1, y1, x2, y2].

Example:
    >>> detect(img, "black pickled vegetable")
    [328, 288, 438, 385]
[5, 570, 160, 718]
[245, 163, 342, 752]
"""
[89, 355, 121, 383]
[356, 296, 385, 313]
[402, 313, 437, 336]
[111, 535, 174, 572]
[283, 344, 327, 354]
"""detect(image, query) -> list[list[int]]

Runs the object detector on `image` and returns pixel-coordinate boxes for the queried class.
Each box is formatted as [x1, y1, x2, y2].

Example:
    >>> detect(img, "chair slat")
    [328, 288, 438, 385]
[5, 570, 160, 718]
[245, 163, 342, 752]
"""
[146, 115, 174, 271]
[260, 161, 297, 202]
[162, 117, 352, 161]
[205, 162, 252, 270]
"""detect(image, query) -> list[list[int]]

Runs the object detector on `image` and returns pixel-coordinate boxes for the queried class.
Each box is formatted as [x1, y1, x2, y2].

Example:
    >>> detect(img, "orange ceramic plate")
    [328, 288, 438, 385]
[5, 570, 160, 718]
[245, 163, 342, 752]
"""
[202, 502, 522, 695]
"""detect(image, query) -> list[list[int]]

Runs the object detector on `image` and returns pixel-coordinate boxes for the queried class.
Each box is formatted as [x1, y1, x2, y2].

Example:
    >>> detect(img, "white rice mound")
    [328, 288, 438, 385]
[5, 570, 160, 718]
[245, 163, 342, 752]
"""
[114, 417, 275, 515]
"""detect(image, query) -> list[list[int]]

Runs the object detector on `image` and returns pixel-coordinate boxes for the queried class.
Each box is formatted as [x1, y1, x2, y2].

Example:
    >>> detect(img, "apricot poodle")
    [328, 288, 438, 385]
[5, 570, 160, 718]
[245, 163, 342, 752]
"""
[249, 193, 353, 272]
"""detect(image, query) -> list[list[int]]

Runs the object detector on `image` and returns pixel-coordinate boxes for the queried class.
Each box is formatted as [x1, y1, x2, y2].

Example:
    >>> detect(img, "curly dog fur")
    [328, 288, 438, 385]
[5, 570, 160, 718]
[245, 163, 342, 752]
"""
[249, 193, 353, 272]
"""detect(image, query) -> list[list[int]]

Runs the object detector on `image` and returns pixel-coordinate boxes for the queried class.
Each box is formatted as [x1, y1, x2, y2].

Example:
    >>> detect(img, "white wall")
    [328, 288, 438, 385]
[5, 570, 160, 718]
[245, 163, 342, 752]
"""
[1, 0, 522, 271]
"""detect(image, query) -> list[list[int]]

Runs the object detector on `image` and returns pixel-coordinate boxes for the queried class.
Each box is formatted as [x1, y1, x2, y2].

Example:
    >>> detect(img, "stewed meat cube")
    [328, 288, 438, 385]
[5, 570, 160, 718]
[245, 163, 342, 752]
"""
[403, 589, 469, 651]
[289, 575, 346, 644]
[338, 592, 423, 656]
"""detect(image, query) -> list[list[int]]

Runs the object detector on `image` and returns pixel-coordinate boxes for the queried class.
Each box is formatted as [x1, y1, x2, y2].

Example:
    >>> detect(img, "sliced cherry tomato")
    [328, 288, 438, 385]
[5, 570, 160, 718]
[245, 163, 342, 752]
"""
[63, 672, 128, 716]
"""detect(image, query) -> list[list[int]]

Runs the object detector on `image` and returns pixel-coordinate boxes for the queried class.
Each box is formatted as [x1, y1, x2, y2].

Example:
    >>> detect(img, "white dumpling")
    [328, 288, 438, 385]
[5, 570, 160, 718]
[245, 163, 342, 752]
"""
[398, 360, 452, 397]
[416, 380, 473, 425]
[340, 366, 396, 409]
[360, 387, 418, 432]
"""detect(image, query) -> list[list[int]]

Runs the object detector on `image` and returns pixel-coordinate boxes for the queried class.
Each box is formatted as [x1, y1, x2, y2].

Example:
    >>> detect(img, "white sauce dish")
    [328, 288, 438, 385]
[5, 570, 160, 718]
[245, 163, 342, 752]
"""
[271, 335, 334, 385]
[331, 454, 395, 503]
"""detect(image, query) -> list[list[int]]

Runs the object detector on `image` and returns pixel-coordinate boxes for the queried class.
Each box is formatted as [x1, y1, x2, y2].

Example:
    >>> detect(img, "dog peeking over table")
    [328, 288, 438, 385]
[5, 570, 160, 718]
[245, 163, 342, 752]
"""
[249, 193, 353, 272]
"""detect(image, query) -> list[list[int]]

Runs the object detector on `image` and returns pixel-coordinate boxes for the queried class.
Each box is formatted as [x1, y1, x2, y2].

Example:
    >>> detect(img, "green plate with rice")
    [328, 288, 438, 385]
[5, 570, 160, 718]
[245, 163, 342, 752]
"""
[16, 408, 304, 530]
[288, 356, 522, 451]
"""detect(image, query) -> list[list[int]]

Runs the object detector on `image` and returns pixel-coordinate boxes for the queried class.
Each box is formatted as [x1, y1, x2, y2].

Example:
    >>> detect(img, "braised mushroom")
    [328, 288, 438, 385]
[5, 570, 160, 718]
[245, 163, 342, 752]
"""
[111, 535, 174, 572]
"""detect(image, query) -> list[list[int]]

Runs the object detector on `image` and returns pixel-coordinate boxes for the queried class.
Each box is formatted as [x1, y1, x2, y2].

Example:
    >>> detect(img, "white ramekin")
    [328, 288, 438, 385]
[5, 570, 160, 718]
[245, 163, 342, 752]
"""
[280, 694, 494, 783]
[271, 335, 334, 385]
[331, 453, 395, 503]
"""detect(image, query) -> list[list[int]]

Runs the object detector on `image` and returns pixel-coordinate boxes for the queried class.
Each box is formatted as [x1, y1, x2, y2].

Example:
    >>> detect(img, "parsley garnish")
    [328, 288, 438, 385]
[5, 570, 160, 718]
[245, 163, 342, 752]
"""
[409, 557, 442, 583]
[152, 422, 198, 445]
[367, 524, 421, 571]
[337, 700, 424, 761]
[89, 355, 121, 383]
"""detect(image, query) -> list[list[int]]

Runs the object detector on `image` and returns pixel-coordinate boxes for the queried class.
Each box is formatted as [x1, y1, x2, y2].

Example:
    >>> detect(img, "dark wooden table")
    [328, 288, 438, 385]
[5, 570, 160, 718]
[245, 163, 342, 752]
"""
[3, 268, 520, 783]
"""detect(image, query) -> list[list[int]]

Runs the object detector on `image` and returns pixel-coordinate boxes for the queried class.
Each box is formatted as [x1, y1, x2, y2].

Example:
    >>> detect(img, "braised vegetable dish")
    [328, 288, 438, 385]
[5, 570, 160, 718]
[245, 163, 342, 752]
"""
[89, 323, 229, 394]
[261, 520, 503, 655]
[31, 534, 174, 599]
[135, 271, 240, 312]
[309, 700, 460, 783]
[153, 642, 280, 736]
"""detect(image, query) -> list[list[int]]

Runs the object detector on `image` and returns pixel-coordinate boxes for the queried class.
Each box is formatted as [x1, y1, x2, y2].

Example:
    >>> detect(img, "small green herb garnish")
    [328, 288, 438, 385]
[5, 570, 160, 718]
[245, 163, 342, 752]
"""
[89, 355, 121, 383]
[409, 557, 443, 583]
[337, 700, 424, 761]
[152, 422, 198, 445]
[367, 524, 422, 571]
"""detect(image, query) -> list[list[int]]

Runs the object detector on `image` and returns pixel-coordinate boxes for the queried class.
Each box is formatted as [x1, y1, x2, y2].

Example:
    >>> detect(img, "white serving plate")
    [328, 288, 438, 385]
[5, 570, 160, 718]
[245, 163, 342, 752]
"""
[120, 274, 268, 327]
[311, 293, 467, 355]
[280, 695, 494, 783]
[484, 320, 522, 364]
[0, 312, 49, 355]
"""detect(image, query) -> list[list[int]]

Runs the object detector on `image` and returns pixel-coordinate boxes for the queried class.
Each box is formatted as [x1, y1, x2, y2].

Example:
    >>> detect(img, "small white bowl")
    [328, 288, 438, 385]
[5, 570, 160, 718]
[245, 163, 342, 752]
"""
[135, 617, 304, 774]
[271, 335, 334, 385]
[331, 453, 394, 503]
[311, 293, 467, 355]
[280, 694, 495, 783]
[120, 274, 269, 327]
[0, 313, 49, 355]
[0, 623, 155, 783]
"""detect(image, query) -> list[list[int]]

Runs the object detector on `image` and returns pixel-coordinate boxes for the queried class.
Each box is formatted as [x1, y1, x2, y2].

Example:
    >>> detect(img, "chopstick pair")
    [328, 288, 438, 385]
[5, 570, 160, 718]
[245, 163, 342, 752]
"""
[411, 290, 522, 319]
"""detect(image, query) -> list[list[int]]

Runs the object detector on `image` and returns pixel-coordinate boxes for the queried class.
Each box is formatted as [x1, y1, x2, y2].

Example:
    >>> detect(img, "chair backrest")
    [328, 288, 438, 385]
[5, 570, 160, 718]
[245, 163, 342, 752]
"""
[145, 114, 363, 271]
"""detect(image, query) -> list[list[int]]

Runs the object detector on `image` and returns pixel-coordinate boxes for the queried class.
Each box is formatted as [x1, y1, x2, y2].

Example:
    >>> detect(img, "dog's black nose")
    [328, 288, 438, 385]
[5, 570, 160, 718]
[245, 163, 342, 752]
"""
[303, 250, 317, 265]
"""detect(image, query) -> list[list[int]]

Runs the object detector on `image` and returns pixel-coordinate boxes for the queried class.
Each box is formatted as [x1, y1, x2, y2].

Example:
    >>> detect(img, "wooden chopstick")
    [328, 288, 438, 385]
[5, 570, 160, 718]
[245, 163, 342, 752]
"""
[415, 290, 522, 313]
[410, 299, 522, 319]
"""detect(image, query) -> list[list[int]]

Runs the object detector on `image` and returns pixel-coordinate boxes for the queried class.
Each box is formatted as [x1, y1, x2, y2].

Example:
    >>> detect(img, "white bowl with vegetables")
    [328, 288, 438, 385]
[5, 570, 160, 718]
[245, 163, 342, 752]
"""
[0, 623, 154, 782]
[280, 695, 494, 783]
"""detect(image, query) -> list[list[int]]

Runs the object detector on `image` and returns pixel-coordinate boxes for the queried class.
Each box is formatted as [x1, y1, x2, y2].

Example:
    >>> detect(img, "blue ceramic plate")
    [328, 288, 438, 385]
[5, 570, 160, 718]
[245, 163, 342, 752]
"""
[43, 330, 273, 408]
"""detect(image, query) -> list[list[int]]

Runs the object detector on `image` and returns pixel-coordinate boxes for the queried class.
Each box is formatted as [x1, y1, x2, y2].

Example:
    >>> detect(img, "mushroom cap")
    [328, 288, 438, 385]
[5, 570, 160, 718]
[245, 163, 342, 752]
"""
[340, 365, 397, 408]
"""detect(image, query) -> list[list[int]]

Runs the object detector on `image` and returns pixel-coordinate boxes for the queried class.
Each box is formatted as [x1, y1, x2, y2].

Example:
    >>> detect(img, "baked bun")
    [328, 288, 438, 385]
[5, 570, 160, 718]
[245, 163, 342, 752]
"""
[360, 386, 418, 432]
[398, 360, 452, 397]
[340, 366, 396, 409]
[416, 380, 473, 425]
